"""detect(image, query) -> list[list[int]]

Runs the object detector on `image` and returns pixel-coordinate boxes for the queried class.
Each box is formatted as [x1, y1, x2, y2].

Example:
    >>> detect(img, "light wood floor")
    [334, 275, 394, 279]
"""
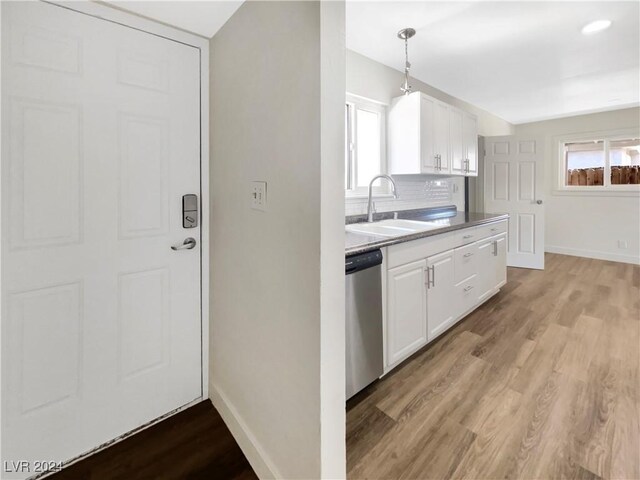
[347, 253, 639, 480]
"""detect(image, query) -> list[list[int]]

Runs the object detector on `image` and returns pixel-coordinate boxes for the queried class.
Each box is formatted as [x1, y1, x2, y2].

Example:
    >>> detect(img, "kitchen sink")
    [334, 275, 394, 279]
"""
[346, 219, 442, 237]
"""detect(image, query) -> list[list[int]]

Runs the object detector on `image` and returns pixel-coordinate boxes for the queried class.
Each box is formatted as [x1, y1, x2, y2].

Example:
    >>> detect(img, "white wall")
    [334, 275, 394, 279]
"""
[515, 107, 640, 264]
[346, 50, 514, 215]
[210, 1, 345, 478]
[347, 50, 514, 138]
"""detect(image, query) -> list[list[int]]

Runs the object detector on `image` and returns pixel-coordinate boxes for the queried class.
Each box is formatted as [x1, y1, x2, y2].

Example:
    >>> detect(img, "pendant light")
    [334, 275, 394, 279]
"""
[398, 27, 416, 95]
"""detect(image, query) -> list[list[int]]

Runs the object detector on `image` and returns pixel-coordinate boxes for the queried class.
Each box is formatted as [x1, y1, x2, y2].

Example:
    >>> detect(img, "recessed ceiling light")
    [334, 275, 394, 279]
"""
[581, 20, 612, 35]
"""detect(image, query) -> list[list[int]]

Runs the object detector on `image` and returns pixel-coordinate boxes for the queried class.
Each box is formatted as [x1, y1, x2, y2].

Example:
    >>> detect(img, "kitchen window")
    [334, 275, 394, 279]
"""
[558, 131, 640, 193]
[345, 95, 388, 196]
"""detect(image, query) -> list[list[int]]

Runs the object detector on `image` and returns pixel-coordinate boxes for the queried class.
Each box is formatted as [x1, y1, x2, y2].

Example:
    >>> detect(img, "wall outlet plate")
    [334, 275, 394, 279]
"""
[618, 240, 628, 249]
[251, 181, 267, 211]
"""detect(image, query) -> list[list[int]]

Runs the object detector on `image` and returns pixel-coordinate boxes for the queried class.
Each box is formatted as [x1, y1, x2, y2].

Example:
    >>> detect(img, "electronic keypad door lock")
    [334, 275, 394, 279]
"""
[182, 194, 198, 228]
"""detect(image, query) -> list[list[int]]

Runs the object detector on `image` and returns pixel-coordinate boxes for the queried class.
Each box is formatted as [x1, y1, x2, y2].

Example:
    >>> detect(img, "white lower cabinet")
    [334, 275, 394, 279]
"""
[386, 259, 428, 366]
[477, 233, 508, 302]
[384, 221, 508, 372]
[426, 250, 455, 341]
[476, 237, 496, 302]
[494, 234, 507, 288]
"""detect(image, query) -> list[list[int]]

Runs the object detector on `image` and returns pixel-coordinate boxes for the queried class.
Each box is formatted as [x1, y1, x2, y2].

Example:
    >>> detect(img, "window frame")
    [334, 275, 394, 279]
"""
[554, 128, 640, 197]
[345, 94, 390, 198]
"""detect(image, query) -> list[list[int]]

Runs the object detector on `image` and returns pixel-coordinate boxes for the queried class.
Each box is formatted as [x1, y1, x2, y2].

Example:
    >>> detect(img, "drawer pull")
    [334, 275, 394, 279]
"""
[463, 252, 474, 258]
[464, 285, 474, 292]
[490, 228, 497, 232]
[463, 234, 473, 239]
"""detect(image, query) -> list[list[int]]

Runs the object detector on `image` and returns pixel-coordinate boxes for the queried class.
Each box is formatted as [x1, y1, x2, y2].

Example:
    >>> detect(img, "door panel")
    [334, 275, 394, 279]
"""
[462, 112, 478, 176]
[476, 239, 495, 301]
[426, 250, 455, 341]
[449, 107, 464, 173]
[420, 95, 437, 173]
[2, 2, 202, 475]
[494, 234, 507, 288]
[484, 135, 545, 269]
[387, 259, 427, 365]
[434, 101, 450, 172]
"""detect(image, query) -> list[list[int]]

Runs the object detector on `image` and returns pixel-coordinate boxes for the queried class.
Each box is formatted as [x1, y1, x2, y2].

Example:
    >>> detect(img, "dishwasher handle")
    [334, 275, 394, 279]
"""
[346, 249, 383, 275]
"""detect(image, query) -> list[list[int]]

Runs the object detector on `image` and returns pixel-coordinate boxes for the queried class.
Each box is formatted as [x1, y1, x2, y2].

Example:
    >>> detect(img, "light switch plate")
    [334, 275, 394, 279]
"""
[251, 181, 267, 211]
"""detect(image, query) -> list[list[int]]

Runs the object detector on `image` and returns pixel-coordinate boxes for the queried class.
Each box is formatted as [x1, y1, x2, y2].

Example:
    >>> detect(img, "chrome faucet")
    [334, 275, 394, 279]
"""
[367, 174, 398, 222]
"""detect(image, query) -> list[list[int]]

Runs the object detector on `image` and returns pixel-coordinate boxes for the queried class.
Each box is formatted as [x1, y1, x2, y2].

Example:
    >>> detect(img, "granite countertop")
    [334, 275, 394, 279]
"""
[345, 206, 509, 256]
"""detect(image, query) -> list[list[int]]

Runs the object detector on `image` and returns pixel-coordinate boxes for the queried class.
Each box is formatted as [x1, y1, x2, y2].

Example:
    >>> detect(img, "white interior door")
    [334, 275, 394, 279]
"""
[484, 136, 545, 269]
[1, 2, 202, 477]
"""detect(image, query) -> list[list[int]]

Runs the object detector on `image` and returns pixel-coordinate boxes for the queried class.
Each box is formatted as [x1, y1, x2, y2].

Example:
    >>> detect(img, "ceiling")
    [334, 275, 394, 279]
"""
[105, 1, 243, 38]
[346, 1, 640, 124]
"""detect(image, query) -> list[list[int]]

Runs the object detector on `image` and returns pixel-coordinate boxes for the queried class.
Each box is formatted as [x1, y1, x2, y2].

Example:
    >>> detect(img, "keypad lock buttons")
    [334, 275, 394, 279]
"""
[182, 194, 198, 228]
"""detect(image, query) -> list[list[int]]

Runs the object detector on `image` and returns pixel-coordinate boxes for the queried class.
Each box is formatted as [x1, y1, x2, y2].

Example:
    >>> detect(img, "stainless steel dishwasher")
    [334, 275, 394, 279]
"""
[345, 249, 384, 400]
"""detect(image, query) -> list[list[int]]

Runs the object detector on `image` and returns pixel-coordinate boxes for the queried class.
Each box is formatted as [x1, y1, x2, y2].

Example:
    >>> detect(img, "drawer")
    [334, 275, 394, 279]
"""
[386, 230, 455, 269]
[475, 220, 507, 240]
[452, 227, 478, 246]
[455, 274, 478, 318]
[454, 242, 477, 283]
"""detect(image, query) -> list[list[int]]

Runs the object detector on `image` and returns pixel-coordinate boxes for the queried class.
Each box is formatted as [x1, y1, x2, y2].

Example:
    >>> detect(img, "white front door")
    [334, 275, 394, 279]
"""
[1, 2, 202, 476]
[484, 136, 545, 269]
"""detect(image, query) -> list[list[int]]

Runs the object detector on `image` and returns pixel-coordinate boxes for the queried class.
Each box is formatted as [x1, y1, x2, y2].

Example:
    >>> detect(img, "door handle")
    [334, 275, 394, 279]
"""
[171, 237, 196, 251]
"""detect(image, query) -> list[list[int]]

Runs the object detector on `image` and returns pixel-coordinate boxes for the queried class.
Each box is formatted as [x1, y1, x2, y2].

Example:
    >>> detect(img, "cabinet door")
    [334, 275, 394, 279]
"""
[449, 107, 464, 174]
[387, 259, 428, 365]
[420, 95, 438, 173]
[434, 101, 450, 173]
[462, 112, 478, 176]
[476, 238, 495, 302]
[493, 233, 507, 289]
[426, 250, 455, 341]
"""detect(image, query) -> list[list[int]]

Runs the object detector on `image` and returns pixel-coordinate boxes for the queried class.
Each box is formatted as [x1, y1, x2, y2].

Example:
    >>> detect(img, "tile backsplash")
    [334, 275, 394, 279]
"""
[345, 175, 465, 216]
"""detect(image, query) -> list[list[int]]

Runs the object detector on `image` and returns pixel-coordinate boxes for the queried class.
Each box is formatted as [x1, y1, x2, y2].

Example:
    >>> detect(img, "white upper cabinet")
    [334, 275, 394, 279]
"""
[449, 107, 464, 174]
[463, 111, 478, 176]
[389, 92, 478, 177]
[419, 94, 438, 173]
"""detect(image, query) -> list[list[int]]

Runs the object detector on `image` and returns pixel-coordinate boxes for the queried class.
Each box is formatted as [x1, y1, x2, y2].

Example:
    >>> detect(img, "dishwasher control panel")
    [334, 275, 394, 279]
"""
[346, 249, 383, 275]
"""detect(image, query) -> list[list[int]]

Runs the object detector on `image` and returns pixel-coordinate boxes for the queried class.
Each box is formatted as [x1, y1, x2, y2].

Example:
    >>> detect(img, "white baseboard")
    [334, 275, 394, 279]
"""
[209, 383, 280, 480]
[545, 245, 640, 265]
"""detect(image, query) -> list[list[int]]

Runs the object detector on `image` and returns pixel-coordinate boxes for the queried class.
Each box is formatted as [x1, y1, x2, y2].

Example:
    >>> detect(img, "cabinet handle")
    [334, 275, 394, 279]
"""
[464, 285, 474, 292]
[463, 234, 473, 239]
[493, 240, 498, 256]
[428, 265, 435, 288]
[463, 252, 474, 258]
[490, 227, 497, 232]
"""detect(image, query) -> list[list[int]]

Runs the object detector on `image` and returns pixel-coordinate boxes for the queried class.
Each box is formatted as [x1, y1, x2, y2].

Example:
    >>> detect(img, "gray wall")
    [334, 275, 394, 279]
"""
[347, 50, 514, 137]
[209, 1, 345, 478]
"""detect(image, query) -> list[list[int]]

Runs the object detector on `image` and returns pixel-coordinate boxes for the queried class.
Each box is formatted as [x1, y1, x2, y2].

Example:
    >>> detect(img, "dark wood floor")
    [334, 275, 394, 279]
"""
[347, 253, 640, 480]
[50, 400, 257, 480]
